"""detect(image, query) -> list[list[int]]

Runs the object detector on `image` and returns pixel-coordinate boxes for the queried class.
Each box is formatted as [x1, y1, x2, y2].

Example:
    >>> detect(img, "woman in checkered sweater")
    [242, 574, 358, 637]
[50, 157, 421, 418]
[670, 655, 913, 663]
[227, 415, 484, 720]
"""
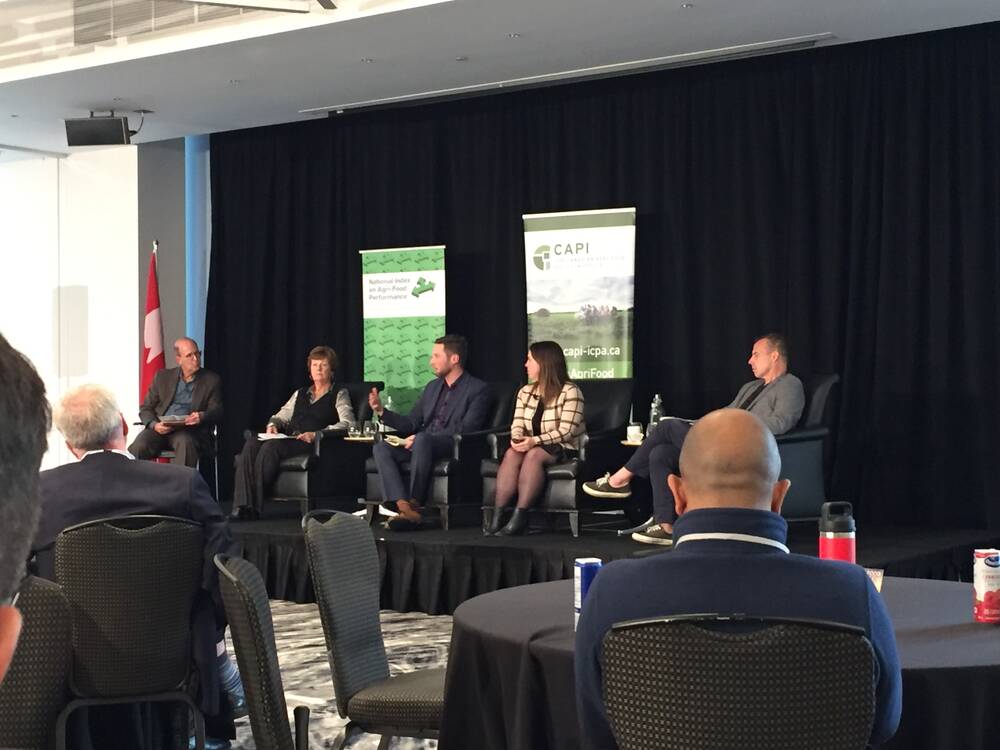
[486, 341, 586, 536]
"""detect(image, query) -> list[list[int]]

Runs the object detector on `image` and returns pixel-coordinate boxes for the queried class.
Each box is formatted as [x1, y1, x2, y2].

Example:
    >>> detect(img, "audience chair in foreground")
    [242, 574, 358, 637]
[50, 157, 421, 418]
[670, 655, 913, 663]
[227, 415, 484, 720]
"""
[53, 515, 207, 750]
[302, 510, 445, 750]
[214, 554, 310, 749]
[0, 576, 72, 750]
[602, 614, 876, 750]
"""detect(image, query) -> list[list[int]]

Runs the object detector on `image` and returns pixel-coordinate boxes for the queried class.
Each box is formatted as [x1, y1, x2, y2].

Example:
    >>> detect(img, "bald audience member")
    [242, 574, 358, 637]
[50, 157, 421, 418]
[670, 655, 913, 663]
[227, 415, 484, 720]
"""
[575, 409, 901, 749]
[0, 334, 48, 686]
[129, 337, 223, 467]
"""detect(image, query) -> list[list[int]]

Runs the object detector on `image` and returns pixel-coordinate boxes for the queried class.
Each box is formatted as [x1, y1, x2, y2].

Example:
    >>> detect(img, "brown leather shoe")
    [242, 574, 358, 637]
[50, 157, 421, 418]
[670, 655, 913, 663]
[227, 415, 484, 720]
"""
[395, 499, 423, 522]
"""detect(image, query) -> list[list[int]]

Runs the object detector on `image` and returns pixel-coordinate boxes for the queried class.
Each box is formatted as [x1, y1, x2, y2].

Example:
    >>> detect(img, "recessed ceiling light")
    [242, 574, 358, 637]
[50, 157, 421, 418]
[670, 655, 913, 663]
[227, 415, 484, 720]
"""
[682, 3, 694, 7]
[455, 55, 468, 62]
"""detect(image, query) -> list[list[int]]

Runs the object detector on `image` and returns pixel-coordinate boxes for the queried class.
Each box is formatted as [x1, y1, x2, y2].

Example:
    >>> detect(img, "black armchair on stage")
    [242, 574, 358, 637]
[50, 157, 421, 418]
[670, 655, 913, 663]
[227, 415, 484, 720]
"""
[602, 614, 876, 750]
[363, 381, 517, 530]
[302, 511, 445, 749]
[214, 554, 310, 749]
[52, 515, 208, 750]
[776, 373, 840, 519]
[481, 378, 634, 537]
[0, 576, 72, 750]
[266, 381, 384, 516]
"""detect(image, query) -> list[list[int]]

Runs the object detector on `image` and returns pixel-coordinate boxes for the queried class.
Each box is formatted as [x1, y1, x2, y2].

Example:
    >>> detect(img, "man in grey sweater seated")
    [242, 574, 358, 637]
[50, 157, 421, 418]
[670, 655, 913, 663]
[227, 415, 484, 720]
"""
[583, 333, 804, 545]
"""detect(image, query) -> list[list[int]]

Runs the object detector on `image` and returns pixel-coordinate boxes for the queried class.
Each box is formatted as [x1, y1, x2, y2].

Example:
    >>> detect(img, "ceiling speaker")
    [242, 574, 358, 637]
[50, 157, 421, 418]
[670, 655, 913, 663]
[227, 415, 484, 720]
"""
[65, 116, 131, 146]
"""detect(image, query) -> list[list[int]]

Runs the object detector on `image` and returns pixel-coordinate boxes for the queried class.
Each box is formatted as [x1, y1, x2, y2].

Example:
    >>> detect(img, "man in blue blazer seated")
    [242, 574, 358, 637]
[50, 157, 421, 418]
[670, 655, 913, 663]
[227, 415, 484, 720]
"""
[575, 408, 902, 750]
[369, 334, 491, 530]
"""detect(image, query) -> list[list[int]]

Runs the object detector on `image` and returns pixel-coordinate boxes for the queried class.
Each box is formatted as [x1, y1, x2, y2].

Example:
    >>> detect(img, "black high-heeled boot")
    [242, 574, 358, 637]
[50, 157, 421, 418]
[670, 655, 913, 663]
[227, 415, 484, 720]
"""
[485, 507, 508, 535]
[499, 508, 529, 536]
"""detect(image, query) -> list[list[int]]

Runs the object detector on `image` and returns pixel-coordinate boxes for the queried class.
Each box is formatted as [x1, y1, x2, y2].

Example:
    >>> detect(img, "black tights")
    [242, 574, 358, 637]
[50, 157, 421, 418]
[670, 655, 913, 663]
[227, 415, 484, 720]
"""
[494, 445, 557, 510]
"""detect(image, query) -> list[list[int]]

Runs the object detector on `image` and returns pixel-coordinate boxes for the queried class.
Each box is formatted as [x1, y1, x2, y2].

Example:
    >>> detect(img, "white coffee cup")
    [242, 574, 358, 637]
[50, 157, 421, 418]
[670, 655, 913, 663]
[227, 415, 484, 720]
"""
[626, 424, 643, 443]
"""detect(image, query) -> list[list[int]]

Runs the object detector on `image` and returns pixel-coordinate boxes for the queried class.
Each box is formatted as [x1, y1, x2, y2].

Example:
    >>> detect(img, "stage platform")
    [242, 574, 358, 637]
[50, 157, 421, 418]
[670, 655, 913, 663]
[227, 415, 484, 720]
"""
[230, 510, 1000, 615]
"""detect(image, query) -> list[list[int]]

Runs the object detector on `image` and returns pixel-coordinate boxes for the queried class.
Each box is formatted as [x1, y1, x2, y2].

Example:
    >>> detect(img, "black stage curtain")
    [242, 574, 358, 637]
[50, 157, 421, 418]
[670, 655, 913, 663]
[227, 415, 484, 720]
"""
[207, 22, 1000, 529]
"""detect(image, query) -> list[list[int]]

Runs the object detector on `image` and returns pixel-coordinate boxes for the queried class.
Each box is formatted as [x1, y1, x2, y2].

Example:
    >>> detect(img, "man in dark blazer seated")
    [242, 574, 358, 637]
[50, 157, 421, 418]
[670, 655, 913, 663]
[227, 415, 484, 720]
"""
[34, 384, 238, 748]
[369, 334, 491, 529]
[575, 409, 901, 749]
[128, 336, 223, 468]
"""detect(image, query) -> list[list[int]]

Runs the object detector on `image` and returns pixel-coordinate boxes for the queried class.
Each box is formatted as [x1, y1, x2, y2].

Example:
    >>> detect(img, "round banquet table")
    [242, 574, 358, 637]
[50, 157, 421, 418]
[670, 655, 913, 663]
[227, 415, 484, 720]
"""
[439, 576, 1000, 750]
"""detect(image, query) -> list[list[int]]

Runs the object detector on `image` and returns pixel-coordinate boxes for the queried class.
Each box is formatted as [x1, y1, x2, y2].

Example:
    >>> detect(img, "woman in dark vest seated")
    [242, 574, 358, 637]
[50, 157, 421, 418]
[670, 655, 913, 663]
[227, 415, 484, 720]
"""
[229, 345, 354, 520]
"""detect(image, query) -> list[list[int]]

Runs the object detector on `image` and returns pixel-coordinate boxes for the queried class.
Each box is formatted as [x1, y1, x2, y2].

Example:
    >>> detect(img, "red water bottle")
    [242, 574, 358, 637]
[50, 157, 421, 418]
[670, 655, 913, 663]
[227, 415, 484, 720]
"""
[818, 501, 856, 563]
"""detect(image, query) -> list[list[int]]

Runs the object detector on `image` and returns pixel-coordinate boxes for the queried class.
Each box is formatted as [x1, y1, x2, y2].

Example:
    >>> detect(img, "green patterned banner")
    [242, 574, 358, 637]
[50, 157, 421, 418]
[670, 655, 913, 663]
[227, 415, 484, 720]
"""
[361, 246, 446, 412]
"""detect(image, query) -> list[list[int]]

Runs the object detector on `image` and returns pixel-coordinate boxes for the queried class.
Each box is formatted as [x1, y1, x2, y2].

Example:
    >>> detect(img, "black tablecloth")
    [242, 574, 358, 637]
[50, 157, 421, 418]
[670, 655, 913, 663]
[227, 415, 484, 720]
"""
[440, 576, 1000, 750]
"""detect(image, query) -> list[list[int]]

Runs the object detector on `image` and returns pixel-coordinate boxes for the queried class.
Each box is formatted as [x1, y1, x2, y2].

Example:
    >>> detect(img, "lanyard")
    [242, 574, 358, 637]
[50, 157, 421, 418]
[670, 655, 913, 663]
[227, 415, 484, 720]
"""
[674, 531, 790, 554]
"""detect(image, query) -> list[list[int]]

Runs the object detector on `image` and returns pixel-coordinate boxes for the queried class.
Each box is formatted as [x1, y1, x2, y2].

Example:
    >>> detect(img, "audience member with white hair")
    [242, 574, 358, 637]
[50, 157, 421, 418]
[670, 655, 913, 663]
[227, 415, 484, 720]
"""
[32, 383, 240, 748]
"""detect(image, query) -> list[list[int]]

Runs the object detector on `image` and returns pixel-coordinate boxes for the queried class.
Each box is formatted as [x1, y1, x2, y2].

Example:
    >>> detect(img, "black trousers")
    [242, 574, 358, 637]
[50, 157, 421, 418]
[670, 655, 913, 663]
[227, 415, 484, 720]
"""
[231, 435, 311, 512]
[624, 418, 693, 525]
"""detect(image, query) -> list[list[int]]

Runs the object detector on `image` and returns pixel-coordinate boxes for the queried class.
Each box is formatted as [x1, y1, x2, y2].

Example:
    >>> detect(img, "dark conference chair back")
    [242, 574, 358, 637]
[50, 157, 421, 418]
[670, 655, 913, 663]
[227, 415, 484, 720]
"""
[344, 381, 385, 422]
[802, 373, 840, 429]
[0, 576, 72, 749]
[485, 381, 517, 431]
[215, 554, 309, 750]
[55, 515, 203, 696]
[577, 379, 633, 433]
[302, 510, 389, 717]
[602, 614, 876, 750]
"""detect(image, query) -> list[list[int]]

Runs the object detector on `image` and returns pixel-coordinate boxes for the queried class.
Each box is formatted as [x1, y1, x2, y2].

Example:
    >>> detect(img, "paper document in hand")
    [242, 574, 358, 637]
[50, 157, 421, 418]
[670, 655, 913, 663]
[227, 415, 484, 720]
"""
[257, 433, 292, 441]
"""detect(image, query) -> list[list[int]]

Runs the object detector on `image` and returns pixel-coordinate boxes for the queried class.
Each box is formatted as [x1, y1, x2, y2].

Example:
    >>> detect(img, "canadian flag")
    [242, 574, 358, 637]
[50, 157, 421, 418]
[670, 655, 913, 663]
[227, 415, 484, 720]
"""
[141, 244, 166, 402]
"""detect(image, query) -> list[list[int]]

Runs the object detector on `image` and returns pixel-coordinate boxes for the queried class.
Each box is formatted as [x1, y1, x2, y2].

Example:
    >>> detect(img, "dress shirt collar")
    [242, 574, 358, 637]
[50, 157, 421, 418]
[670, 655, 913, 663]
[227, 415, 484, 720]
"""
[81, 449, 135, 460]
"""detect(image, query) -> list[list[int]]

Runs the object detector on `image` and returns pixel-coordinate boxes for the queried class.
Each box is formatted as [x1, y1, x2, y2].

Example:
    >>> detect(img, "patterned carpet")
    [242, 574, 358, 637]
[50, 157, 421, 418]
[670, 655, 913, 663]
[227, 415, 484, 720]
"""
[228, 602, 451, 749]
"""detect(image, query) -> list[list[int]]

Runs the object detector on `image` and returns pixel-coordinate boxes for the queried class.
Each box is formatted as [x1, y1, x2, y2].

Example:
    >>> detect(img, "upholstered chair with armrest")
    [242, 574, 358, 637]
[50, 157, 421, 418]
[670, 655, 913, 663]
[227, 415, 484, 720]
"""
[481, 379, 633, 537]
[363, 381, 516, 529]
[776, 373, 840, 519]
[602, 613, 875, 750]
[266, 381, 384, 516]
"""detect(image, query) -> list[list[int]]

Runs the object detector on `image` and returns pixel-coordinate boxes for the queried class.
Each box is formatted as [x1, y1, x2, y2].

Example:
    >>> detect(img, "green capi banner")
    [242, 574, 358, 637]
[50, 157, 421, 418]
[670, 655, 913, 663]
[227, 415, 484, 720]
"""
[361, 246, 446, 413]
[523, 208, 636, 379]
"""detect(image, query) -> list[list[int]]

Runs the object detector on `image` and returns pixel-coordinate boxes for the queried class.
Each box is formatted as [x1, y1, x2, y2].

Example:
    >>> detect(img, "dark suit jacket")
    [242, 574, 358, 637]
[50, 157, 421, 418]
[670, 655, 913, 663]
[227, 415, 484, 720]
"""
[139, 366, 224, 429]
[381, 372, 492, 436]
[33, 451, 231, 593]
[33, 451, 233, 719]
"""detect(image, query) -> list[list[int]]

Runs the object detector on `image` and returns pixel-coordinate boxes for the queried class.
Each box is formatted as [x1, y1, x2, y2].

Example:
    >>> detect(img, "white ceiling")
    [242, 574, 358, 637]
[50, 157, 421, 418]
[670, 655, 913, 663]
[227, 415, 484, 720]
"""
[1, 0, 1000, 156]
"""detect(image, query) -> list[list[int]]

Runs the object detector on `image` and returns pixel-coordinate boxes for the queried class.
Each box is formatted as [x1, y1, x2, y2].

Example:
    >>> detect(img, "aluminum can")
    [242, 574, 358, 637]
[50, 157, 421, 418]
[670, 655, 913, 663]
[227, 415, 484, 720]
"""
[973, 549, 1000, 623]
[574, 557, 602, 630]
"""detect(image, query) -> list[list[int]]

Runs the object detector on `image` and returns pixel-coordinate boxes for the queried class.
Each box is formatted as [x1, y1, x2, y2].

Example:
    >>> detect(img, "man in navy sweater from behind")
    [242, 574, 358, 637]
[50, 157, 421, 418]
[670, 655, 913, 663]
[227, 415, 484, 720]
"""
[575, 408, 902, 748]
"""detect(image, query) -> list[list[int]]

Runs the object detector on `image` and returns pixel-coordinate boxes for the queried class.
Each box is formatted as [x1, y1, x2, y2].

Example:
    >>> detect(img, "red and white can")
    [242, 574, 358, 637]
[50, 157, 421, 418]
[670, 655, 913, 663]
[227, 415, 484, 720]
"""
[973, 549, 1000, 623]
